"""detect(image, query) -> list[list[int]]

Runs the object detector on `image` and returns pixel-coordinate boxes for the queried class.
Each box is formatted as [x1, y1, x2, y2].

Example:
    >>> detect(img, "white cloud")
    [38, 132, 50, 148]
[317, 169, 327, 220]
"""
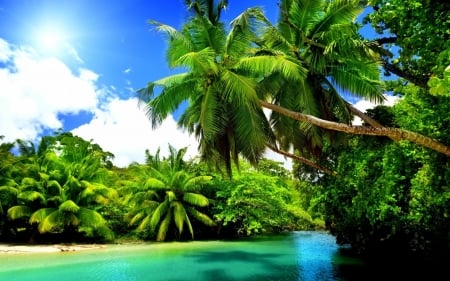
[0, 39, 98, 142]
[72, 98, 199, 167]
[0, 38, 198, 168]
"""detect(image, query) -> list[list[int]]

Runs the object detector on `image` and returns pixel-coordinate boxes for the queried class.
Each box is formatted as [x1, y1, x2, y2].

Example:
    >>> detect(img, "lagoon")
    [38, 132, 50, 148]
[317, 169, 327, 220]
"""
[0, 231, 427, 281]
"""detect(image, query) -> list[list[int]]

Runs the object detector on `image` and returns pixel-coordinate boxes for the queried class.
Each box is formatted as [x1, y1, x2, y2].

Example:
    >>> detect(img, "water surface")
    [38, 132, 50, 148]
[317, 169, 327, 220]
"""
[0, 231, 397, 281]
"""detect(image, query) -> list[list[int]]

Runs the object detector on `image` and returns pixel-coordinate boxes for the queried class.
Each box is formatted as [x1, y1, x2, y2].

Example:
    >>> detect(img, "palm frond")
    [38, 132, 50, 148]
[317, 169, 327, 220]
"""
[37, 210, 62, 233]
[225, 7, 269, 57]
[330, 61, 385, 103]
[220, 70, 258, 105]
[175, 47, 217, 73]
[136, 214, 152, 232]
[93, 225, 115, 241]
[129, 212, 146, 226]
[237, 56, 307, 82]
[7, 205, 32, 220]
[183, 175, 212, 191]
[156, 209, 173, 241]
[199, 86, 223, 140]
[150, 199, 170, 232]
[138, 75, 198, 129]
[183, 192, 210, 207]
[311, 0, 362, 38]
[29, 208, 56, 224]
[173, 201, 187, 234]
[288, 0, 325, 35]
[149, 20, 193, 51]
[186, 206, 216, 226]
[17, 191, 45, 204]
[59, 200, 81, 213]
[78, 208, 107, 228]
[144, 178, 166, 189]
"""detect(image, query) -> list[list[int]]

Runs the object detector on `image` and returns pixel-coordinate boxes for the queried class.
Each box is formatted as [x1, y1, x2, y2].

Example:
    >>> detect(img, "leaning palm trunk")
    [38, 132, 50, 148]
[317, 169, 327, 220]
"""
[261, 100, 450, 157]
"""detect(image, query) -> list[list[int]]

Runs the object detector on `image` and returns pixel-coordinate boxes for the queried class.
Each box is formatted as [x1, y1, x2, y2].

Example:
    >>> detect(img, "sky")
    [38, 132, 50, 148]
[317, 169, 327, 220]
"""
[0, 0, 396, 168]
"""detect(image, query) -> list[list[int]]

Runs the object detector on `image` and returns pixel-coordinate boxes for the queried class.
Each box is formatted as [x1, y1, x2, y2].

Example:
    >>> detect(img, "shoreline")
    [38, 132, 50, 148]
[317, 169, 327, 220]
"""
[0, 243, 107, 254]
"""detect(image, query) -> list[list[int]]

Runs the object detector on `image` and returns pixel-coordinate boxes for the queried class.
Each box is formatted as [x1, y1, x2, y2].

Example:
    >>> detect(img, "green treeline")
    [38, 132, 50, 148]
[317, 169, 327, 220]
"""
[0, 133, 322, 244]
[1, 0, 450, 264]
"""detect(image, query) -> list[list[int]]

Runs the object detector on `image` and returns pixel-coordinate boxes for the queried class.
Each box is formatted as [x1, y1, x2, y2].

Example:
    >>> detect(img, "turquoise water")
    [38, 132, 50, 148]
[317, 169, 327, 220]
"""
[0, 231, 366, 281]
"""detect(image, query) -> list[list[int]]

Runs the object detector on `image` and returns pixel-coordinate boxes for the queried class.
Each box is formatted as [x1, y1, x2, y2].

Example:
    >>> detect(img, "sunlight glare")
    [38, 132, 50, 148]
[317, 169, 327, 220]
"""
[36, 27, 65, 52]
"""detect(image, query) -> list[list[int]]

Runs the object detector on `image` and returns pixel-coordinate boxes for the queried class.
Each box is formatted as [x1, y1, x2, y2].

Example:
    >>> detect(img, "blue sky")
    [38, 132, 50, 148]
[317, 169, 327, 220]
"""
[0, 0, 396, 168]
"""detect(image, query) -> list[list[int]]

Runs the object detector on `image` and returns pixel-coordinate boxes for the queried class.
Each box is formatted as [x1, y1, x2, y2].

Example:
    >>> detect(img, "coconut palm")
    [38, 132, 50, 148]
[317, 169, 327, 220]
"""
[138, 1, 308, 177]
[126, 145, 215, 241]
[139, 0, 450, 180]
[258, 0, 384, 156]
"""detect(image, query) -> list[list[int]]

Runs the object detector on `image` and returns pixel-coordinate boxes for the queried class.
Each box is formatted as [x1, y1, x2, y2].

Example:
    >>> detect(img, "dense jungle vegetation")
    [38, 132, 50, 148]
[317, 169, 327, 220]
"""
[1, 0, 449, 264]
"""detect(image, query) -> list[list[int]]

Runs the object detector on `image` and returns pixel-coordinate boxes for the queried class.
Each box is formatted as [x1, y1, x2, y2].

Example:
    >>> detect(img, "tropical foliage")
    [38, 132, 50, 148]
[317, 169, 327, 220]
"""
[4, 133, 116, 242]
[0, 0, 449, 266]
[124, 145, 215, 241]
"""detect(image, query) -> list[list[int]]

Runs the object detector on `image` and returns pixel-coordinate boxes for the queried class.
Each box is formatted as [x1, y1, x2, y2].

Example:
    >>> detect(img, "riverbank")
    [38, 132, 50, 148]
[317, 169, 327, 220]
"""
[0, 243, 106, 253]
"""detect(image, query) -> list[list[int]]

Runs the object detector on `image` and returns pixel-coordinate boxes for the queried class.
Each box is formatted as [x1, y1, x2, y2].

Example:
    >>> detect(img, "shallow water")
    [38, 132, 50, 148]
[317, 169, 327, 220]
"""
[0, 231, 398, 281]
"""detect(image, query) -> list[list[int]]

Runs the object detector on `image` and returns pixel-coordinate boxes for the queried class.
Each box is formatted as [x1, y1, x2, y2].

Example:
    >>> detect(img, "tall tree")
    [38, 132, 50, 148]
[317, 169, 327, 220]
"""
[139, 0, 450, 179]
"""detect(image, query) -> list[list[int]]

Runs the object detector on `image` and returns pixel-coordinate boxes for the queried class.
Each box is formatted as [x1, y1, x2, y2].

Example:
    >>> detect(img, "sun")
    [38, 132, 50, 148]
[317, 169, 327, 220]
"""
[35, 26, 66, 52]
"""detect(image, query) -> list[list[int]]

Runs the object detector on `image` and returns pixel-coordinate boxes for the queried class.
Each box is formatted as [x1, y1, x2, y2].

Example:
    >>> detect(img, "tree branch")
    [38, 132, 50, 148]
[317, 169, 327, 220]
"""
[382, 60, 430, 89]
[374, 37, 397, 45]
[260, 100, 450, 157]
[266, 144, 337, 176]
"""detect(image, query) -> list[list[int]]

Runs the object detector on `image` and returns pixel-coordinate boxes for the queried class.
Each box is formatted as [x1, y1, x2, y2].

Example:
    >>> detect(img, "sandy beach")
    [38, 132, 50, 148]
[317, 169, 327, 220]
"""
[0, 244, 107, 253]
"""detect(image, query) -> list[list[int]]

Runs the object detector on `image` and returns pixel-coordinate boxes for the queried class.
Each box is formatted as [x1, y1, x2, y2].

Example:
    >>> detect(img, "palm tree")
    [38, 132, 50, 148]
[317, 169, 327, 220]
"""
[7, 133, 117, 242]
[138, 0, 450, 180]
[138, 1, 307, 177]
[126, 145, 215, 241]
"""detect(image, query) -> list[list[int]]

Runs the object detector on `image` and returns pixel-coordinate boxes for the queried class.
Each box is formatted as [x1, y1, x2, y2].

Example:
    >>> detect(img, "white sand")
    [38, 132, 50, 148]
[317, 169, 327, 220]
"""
[0, 244, 106, 253]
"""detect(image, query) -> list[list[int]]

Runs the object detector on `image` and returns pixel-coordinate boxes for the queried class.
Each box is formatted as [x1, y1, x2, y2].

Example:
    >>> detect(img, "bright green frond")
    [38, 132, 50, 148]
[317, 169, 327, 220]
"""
[330, 62, 385, 103]
[184, 175, 212, 190]
[136, 214, 152, 232]
[149, 20, 193, 53]
[183, 192, 210, 207]
[78, 208, 107, 228]
[173, 201, 187, 235]
[18, 191, 45, 204]
[144, 178, 166, 189]
[226, 7, 269, 56]
[94, 225, 115, 241]
[200, 86, 223, 139]
[220, 70, 258, 105]
[137, 74, 197, 129]
[174, 47, 217, 73]
[186, 206, 215, 226]
[150, 200, 169, 232]
[46, 180, 62, 195]
[38, 210, 62, 233]
[29, 208, 56, 224]
[59, 200, 81, 213]
[311, 0, 362, 37]
[156, 210, 173, 241]
[7, 205, 32, 220]
[237, 56, 306, 82]
[288, 0, 325, 34]
[129, 212, 145, 226]
[21, 177, 39, 189]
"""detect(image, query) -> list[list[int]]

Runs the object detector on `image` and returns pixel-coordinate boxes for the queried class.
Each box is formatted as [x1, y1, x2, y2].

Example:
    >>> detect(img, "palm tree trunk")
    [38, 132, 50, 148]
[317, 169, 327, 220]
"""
[260, 100, 450, 157]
